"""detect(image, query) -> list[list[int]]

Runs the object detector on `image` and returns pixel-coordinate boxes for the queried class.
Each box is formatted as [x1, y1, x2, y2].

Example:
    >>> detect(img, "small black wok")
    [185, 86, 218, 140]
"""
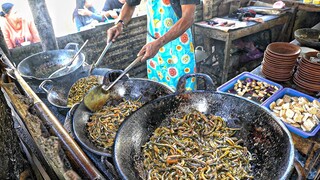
[72, 71, 174, 157]
[113, 73, 295, 180]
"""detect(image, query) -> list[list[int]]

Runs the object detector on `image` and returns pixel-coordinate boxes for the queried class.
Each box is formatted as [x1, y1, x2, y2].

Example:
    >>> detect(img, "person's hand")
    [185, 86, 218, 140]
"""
[108, 10, 119, 19]
[78, 7, 92, 16]
[107, 23, 123, 42]
[137, 40, 162, 62]
[102, 10, 119, 19]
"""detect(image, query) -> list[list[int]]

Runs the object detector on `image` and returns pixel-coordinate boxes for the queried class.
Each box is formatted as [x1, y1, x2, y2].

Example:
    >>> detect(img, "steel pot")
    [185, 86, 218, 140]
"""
[113, 73, 294, 180]
[17, 42, 86, 81]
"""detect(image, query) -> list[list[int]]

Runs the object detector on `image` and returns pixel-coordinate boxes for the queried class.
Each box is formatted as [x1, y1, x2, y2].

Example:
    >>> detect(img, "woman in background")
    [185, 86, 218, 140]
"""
[73, 0, 104, 31]
[0, 3, 40, 49]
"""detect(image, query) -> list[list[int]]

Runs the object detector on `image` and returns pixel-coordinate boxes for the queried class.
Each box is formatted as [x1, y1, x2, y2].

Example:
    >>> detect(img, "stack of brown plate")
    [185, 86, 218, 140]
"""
[293, 51, 320, 92]
[261, 42, 301, 82]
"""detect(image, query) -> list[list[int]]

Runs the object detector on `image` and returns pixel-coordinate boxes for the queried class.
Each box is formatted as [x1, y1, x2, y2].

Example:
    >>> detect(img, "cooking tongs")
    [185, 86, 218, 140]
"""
[84, 55, 142, 112]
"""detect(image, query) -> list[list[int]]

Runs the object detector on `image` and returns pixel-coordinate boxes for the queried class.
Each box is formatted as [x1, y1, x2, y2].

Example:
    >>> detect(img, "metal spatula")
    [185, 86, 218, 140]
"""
[83, 55, 143, 112]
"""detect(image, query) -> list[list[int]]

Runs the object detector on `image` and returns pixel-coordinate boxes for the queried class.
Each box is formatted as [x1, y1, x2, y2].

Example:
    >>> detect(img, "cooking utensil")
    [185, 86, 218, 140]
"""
[84, 55, 142, 112]
[38, 39, 113, 112]
[113, 73, 295, 180]
[72, 71, 174, 157]
[38, 65, 111, 114]
[39, 41, 113, 111]
[88, 41, 113, 74]
[17, 42, 85, 81]
[49, 40, 89, 78]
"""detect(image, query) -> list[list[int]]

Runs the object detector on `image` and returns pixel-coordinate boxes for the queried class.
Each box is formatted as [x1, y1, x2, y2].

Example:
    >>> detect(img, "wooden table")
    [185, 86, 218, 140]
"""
[194, 12, 291, 83]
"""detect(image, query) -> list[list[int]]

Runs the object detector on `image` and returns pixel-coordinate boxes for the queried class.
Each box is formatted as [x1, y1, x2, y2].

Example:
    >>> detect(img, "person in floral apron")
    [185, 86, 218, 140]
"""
[107, 0, 200, 91]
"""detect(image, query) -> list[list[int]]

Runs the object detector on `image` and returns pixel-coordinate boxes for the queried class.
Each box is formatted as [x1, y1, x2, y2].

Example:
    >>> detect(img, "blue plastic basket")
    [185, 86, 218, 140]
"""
[263, 88, 320, 138]
[217, 72, 283, 105]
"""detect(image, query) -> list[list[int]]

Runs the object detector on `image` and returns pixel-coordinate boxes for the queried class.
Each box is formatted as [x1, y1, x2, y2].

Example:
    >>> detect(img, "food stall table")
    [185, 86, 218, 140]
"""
[194, 10, 292, 83]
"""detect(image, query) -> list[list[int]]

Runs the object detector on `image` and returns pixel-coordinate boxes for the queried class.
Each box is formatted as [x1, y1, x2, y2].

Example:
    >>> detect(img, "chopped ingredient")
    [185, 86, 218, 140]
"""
[228, 78, 279, 103]
[269, 95, 320, 132]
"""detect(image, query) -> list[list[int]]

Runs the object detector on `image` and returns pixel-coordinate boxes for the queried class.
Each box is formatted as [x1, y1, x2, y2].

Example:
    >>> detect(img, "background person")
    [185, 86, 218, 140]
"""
[107, 0, 200, 91]
[0, 2, 40, 49]
[73, 0, 104, 31]
[101, 0, 125, 20]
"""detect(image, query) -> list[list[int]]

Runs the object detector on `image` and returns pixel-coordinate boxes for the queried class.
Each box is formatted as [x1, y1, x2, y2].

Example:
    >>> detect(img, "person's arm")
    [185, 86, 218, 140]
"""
[74, 16, 83, 31]
[101, 10, 119, 19]
[1, 24, 14, 49]
[138, 4, 196, 61]
[91, 13, 104, 22]
[78, 8, 104, 22]
[0, 20, 13, 49]
[106, 3, 136, 42]
[28, 21, 40, 43]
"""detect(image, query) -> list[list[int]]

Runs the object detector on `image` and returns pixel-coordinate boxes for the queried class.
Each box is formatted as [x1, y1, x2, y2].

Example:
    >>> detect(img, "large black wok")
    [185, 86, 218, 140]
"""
[113, 74, 295, 180]
[72, 71, 174, 157]
[17, 42, 85, 81]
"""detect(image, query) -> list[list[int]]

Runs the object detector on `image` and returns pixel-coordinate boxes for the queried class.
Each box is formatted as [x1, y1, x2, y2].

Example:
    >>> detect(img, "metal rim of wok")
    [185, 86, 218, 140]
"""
[17, 49, 85, 80]
[72, 77, 175, 157]
[113, 74, 295, 180]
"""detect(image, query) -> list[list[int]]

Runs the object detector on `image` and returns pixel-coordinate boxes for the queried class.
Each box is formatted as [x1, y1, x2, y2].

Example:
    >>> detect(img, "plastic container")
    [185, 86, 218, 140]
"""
[263, 88, 320, 138]
[217, 72, 283, 104]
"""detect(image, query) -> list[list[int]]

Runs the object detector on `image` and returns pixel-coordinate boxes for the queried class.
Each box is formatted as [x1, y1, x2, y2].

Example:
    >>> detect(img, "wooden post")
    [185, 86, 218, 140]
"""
[27, 0, 59, 51]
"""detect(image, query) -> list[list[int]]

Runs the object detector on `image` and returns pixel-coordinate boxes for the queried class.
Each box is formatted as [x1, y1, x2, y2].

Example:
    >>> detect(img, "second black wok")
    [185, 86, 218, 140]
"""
[72, 71, 174, 157]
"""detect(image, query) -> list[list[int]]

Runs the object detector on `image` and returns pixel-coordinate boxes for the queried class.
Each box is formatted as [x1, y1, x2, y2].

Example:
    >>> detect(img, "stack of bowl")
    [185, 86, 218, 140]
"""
[261, 42, 301, 82]
[294, 51, 320, 92]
